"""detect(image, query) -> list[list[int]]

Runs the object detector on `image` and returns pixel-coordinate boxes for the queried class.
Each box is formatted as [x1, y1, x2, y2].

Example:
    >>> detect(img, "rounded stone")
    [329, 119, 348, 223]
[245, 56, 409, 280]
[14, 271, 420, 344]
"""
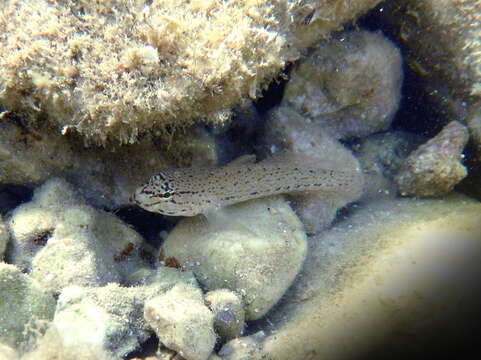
[144, 284, 216, 360]
[163, 196, 307, 320]
[205, 289, 245, 341]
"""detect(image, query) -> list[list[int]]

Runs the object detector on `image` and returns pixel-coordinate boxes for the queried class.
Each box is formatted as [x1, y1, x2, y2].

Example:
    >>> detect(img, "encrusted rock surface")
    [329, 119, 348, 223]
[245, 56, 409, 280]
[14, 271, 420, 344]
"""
[52, 268, 197, 357]
[382, 0, 481, 99]
[0, 343, 18, 360]
[283, 30, 402, 139]
[205, 289, 245, 342]
[20, 326, 114, 360]
[7, 178, 150, 293]
[0, 118, 173, 208]
[144, 284, 216, 360]
[163, 196, 307, 320]
[219, 195, 481, 359]
[0, 263, 56, 349]
[395, 121, 469, 197]
[0, 0, 381, 145]
[354, 131, 424, 200]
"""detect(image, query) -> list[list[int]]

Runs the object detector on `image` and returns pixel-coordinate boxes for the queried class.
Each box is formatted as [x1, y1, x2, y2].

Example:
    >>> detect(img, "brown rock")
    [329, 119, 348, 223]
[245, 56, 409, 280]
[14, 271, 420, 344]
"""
[395, 121, 469, 197]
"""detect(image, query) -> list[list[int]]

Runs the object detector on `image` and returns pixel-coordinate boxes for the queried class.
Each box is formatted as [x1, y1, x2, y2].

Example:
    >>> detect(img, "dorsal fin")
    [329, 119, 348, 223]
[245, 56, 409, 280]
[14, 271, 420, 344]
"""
[261, 150, 358, 170]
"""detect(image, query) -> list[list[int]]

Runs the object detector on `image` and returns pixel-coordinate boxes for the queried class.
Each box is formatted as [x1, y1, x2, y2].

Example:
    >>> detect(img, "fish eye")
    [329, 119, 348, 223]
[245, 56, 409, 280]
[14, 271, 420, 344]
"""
[162, 192, 173, 198]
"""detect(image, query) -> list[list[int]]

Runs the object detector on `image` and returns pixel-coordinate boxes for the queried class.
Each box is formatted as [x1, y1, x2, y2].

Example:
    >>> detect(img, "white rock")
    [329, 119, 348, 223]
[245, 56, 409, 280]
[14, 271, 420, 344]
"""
[144, 284, 216, 360]
[7, 178, 149, 293]
[0, 263, 55, 348]
[52, 268, 197, 358]
[163, 196, 307, 320]
[251, 195, 481, 359]
[0, 343, 18, 360]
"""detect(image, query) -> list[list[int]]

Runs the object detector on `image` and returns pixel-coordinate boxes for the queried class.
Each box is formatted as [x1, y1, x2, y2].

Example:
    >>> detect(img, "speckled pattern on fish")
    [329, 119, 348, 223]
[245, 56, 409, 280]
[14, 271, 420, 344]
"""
[132, 155, 364, 216]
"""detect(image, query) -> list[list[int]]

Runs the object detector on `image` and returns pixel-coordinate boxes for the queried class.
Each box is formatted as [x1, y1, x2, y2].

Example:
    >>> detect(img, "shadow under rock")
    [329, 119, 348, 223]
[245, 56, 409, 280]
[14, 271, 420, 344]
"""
[114, 206, 180, 249]
[0, 184, 33, 215]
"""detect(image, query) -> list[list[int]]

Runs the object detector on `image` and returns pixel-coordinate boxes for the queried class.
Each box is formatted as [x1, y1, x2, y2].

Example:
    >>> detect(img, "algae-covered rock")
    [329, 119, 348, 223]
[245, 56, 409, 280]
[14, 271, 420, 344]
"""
[7, 178, 150, 293]
[218, 332, 266, 360]
[283, 30, 402, 140]
[54, 284, 149, 358]
[163, 196, 307, 320]
[21, 326, 114, 360]
[127, 265, 198, 288]
[144, 283, 216, 360]
[354, 131, 424, 200]
[0, 118, 173, 208]
[263, 105, 365, 233]
[53, 267, 197, 358]
[0, 263, 55, 349]
[205, 289, 245, 342]
[395, 121, 469, 197]
[382, 0, 481, 99]
[0, 343, 18, 360]
[0, 0, 381, 145]
[234, 195, 481, 360]
[0, 216, 8, 260]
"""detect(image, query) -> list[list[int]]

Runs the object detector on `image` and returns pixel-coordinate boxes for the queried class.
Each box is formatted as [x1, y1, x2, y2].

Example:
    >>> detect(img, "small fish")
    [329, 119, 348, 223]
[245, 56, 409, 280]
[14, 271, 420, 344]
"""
[132, 154, 364, 216]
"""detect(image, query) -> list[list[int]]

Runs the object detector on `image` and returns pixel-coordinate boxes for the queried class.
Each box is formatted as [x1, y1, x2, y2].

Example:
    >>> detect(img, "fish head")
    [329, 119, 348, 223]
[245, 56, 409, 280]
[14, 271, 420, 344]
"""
[131, 171, 201, 216]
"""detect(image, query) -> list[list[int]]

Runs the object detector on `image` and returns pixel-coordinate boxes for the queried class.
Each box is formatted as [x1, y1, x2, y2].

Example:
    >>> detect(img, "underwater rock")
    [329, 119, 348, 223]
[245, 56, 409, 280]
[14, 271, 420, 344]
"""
[53, 284, 149, 358]
[283, 30, 402, 140]
[382, 0, 481, 100]
[127, 266, 198, 288]
[0, 343, 18, 360]
[154, 347, 188, 360]
[217, 332, 266, 360]
[205, 289, 245, 342]
[7, 178, 149, 293]
[466, 101, 481, 154]
[232, 195, 481, 360]
[395, 121, 469, 197]
[263, 106, 364, 233]
[207, 355, 222, 360]
[144, 284, 216, 360]
[0, 118, 173, 208]
[162, 196, 307, 320]
[0, 0, 381, 145]
[0, 216, 8, 260]
[354, 131, 424, 200]
[53, 269, 197, 359]
[166, 127, 219, 168]
[20, 326, 114, 360]
[0, 263, 55, 349]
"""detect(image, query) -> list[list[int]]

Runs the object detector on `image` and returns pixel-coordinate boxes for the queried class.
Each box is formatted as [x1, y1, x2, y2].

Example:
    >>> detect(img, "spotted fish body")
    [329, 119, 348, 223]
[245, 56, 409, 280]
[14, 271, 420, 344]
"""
[132, 156, 364, 216]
